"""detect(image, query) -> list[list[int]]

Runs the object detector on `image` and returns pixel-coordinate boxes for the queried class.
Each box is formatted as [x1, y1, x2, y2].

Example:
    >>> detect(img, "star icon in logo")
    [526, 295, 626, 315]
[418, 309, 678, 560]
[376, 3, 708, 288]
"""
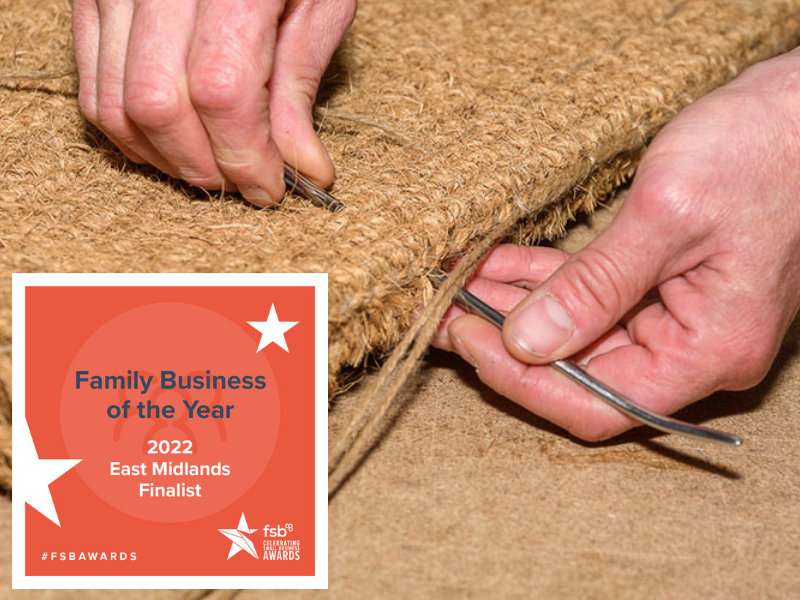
[248, 304, 298, 352]
[19, 419, 82, 527]
[219, 512, 260, 560]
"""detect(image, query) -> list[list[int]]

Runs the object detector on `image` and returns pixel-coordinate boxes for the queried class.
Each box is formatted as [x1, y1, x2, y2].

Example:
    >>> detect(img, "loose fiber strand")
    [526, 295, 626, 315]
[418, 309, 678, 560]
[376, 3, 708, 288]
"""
[328, 208, 524, 496]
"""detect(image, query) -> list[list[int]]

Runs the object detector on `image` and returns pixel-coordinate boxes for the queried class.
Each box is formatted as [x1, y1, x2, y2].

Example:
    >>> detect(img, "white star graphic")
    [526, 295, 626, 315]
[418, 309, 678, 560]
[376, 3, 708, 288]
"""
[19, 420, 82, 527]
[248, 304, 298, 352]
[219, 512, 260, 559]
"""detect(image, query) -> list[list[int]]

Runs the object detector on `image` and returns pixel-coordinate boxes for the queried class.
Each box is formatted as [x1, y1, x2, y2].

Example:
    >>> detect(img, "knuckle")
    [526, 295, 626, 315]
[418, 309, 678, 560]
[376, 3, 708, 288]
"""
[123, 78, 183, 129]
[214, 140, 283, 186]
[78, 87, 98, 124]
[635, 170, 691, 221]
[96, 91, 128, 134]
[632, 167, 710, 239]
[687, 311, 779, 392]
[214, 157, 259, 183]
[516, 368, 541, 397]
[188, 61, 246, 113]
[562, 247, 628, 319]
[290, 70, 322, 107]
[724, 334, 776, 389]
[478, 353, 524, 400]
[522, 247, 569, 280]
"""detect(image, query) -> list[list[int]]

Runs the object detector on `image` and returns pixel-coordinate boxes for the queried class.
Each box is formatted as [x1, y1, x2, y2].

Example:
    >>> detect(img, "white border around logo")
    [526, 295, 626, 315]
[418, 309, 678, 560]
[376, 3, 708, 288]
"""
[11, 272, 329, 590]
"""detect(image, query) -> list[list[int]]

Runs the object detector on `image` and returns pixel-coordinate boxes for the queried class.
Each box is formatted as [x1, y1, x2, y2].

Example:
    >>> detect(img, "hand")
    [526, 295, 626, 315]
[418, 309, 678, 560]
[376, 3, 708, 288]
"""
[433, 50, 800, 441]
[71, 0, 356, 205]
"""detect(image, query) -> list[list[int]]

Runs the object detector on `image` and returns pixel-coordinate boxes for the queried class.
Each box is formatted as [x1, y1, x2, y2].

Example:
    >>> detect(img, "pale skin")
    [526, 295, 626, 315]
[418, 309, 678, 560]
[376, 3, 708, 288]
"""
[72, 4, 800, 441]
[71, 0, 357, 205]
[434, 49, 800, 441]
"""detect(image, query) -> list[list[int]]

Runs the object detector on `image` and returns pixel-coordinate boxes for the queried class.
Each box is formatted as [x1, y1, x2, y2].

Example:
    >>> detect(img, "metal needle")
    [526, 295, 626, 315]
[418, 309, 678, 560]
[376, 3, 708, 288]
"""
[283, 164, 344, 211]
[430, 270, 742, 446]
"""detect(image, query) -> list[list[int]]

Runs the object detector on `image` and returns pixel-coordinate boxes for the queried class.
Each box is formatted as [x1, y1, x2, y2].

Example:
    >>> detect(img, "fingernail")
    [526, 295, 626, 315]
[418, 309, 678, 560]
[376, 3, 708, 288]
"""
[449, 331, 477, 367]
[510, 294, 573, 357]
[239, 185, 277, 206]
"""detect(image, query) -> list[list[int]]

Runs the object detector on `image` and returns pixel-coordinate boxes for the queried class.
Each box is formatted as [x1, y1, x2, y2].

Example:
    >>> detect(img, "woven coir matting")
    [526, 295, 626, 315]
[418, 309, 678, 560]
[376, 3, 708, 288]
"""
[2, 0, 800, 490]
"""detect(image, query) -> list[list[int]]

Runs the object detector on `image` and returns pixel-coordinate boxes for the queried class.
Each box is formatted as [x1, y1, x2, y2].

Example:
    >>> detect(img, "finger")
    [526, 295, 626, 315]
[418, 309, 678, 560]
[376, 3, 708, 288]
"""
[435, 285, 631, 360]
[73, 0, 101, 123]
[124, 0, 226, 189]
[571, 325, 631, 366]
[448, 315, 635, 440]
[644, 273, 778, 392]
[432, 245, 570, 350]
[502, 181, 692, 364]
[471, 244, 570, 285]
[450, 311, 715, 442]
[269, 0, 357, 186]
[95, 0, 174, 171]
[188, 0, 286, 206]
[431, 279, 529, 351]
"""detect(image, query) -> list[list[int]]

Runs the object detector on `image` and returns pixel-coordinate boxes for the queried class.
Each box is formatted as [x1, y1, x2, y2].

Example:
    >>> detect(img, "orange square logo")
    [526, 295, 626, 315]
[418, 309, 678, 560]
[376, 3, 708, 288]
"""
[12, 274, 328, 589]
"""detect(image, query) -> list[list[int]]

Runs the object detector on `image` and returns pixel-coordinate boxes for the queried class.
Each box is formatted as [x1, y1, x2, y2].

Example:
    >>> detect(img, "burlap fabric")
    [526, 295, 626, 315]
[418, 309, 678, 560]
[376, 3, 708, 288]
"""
[4, 193, 800, 597]
[2, 0, 800, 490]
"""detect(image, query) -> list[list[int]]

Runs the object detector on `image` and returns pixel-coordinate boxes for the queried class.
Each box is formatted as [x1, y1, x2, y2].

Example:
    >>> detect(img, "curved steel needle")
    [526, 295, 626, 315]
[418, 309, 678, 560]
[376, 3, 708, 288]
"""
[429, 270, 742, 446]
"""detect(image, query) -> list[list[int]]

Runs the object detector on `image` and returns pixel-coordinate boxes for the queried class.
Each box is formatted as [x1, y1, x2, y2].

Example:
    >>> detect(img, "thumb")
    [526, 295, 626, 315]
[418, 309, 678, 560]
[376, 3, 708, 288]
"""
[503, 205, 673, 364]
[268, 0, 357, 187]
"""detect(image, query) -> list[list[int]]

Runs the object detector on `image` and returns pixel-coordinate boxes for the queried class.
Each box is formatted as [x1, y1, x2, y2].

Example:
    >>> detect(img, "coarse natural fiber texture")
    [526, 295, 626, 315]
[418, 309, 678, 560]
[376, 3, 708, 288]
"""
[2, 0, 800, 492]
[4, 193, 800, 598]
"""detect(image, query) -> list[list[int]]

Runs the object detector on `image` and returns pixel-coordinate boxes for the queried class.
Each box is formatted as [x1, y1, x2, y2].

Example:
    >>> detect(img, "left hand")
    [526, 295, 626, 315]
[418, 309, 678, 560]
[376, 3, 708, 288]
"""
[72, 0, 357, 206]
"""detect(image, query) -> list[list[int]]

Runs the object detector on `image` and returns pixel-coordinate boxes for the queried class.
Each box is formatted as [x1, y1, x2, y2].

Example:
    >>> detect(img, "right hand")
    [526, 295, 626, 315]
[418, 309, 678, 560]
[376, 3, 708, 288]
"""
[72, 0, 357, 205]
[431, 49, 800, 442]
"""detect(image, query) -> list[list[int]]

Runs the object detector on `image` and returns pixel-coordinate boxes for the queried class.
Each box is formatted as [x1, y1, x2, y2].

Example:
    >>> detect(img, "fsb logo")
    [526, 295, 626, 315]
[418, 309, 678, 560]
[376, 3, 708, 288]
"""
[263, 524, 293, 537]
[218, 515, 298, 560]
